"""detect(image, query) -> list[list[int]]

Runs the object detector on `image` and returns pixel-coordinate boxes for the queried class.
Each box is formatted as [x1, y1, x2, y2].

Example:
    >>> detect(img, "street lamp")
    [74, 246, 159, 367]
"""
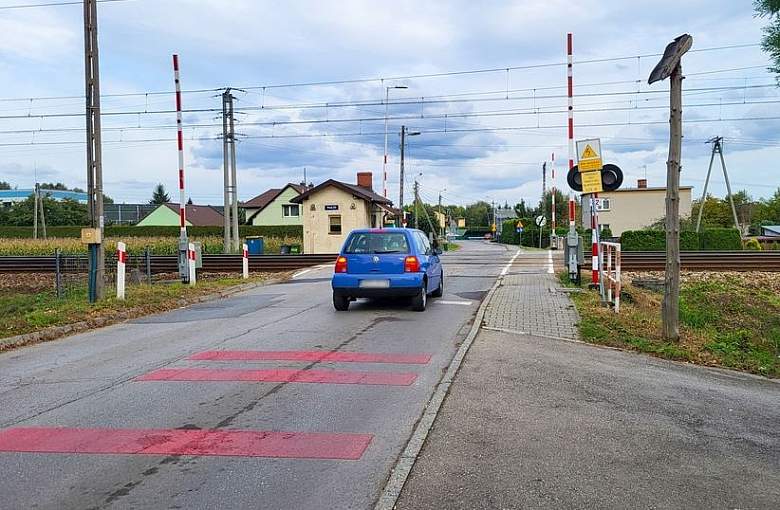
[383, 85, 408, 199]
[399, 125, 420, 221]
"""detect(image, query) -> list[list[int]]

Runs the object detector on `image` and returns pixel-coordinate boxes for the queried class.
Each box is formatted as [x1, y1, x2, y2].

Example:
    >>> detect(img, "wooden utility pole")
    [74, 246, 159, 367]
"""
[649, 34, 692, 342]
[84, 0, 105, 299]
[664, 65, 683, 340]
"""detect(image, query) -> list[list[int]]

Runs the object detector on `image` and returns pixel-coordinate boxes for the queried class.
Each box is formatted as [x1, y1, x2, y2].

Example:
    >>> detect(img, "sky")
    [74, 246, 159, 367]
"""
[0, 0, 778, 209]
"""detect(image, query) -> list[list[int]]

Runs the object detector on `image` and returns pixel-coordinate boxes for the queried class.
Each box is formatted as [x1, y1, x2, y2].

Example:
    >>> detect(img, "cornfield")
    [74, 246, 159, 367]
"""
[0, 236, 302, 256]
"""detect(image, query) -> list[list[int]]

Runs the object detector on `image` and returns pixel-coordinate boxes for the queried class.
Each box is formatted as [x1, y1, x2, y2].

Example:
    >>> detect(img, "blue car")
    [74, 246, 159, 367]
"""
[331, 228, 443, 312]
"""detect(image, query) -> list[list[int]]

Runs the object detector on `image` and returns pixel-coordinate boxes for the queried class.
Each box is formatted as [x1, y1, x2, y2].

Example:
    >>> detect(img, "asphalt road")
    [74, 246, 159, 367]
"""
[0, 240, 513, 510]
[396, 296, 780, 507]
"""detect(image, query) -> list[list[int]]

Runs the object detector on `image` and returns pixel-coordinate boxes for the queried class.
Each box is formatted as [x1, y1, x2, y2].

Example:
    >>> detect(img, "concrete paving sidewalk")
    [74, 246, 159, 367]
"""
[395, 251, 780, 510]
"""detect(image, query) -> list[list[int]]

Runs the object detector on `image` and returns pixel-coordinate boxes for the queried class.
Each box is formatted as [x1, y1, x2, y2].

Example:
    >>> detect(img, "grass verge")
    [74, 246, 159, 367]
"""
[561, 271, 779, 378]
[0, 274, 281, 342]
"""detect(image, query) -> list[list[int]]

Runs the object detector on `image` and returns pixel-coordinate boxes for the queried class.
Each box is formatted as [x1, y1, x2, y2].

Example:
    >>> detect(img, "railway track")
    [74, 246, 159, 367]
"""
[0, 251, 777, 273]
[0, 254, 338, 274]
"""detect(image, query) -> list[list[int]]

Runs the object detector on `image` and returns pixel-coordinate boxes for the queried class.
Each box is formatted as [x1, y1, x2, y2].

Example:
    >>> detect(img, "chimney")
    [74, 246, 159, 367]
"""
[637, 178, 647, 189]
[357, 171, 373, 191]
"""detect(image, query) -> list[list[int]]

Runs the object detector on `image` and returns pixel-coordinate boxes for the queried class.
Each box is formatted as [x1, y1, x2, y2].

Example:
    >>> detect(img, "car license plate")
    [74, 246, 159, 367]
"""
[360, 279, 389, 289]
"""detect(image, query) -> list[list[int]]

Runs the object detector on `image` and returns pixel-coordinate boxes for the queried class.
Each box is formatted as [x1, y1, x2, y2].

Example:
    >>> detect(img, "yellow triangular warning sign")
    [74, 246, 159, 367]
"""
[581, 144, 598, 159]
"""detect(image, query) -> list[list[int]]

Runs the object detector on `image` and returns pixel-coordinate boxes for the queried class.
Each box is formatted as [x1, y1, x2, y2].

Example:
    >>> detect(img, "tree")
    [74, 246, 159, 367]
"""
[535, 189, 570, 228]
[0, 181, 10, 190]
[756, 0, 780, 75]
[150, 183, 170, 205]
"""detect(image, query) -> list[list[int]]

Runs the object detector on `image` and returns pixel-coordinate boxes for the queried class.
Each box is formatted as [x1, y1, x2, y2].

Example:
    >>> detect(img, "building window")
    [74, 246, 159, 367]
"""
[600, 224, 610, 232]
[282, 204, 300, 217]
[596, 198, 611, 211]
[329, 215, 342, 235]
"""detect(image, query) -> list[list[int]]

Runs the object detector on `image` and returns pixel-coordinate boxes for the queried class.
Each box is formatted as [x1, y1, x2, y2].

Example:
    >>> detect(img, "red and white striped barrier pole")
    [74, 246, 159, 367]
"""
[566, 34, 576, 235]
[592, 195, 600, 287]
[242, 243, 249, 279]
[173, 54, 189, 283]
[116, 241, 126, 300]
[551, 152, 557, 230]
[188, 242, 196, 286]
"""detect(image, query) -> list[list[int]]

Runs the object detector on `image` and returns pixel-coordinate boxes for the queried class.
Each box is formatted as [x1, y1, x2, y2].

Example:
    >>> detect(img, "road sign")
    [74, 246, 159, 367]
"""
[535, 215, 547, 227]
[491, 223, 496, 232]
[516, 220, 523, 228]
[581, 170, 603, 194]
[576, 138, 603, 172]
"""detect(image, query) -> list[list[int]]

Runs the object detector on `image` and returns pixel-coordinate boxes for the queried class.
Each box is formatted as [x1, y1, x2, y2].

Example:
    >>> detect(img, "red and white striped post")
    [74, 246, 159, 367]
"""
[188, 242, 196, 286]
[116, 241, 127, 300]
[551, 152, 557, 230]
[242, 242, 249, 279]
[591, 195, 600, 287]
[566, 34, 576, 234]
[173, 54, 189, 283]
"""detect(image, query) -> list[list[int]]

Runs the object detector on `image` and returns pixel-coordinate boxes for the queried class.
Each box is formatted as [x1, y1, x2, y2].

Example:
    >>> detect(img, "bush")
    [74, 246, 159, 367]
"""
[699, 228, 742, 251]
[464, 227, 492, 237]
[743, 238, 762, 251]
[0, 225, 302, 239]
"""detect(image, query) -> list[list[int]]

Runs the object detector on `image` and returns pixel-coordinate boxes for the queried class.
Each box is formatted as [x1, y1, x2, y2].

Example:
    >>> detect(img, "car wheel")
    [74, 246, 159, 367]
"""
[431, 272, 444, 297]
[411, 281, 427, 312]
[333, 291, 350, 311]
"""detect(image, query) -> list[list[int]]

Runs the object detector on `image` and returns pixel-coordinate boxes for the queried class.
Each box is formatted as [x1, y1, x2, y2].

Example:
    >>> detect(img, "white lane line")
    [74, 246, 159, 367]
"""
[292, 263, 332, 279]
[436, 300, 473, 306]
[547, 249, 554, 274]
[500, 247, 523, 276]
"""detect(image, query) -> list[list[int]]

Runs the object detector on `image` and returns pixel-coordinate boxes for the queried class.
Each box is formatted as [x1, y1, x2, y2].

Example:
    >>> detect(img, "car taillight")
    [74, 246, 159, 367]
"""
[335, 256, 348, 273]
[404, 256, 420, 272]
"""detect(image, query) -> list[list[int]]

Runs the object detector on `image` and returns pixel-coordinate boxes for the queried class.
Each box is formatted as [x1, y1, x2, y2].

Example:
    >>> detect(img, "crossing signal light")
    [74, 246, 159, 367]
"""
[566, 164, 624, 192]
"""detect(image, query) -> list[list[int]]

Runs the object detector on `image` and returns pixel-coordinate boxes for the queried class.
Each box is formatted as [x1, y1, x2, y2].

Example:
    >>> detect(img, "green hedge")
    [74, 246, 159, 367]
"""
[620, 229, 741, 251]
[0, 225, 302, 239]
[699, 228, 742, 251]
[464, 227, 492, 237]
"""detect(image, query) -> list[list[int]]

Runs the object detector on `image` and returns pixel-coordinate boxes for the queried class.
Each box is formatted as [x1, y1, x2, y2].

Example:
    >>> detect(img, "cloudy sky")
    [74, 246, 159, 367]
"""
[0, 0, 778, 207]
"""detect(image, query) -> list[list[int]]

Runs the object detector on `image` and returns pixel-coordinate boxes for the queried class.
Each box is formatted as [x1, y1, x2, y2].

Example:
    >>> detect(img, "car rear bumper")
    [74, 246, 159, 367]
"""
[332, 272, 424, 297]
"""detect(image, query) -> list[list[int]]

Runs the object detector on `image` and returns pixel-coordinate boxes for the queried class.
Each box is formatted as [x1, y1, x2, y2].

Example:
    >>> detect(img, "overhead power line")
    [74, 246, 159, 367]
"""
[0, 0, 131, 10]
[0, 84, 774, 120]
[2, 115, 780, 148]
[0, 45, 765, 103]
[3, 97, 779, 137]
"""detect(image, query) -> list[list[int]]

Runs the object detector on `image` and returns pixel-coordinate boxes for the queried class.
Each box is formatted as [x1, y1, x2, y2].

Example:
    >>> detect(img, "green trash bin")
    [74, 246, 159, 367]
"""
[290, 244, 301, 254]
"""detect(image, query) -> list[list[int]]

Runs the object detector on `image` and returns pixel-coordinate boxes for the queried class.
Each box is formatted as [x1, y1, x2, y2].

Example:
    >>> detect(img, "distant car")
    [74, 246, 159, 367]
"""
[331, 228, 443, 312]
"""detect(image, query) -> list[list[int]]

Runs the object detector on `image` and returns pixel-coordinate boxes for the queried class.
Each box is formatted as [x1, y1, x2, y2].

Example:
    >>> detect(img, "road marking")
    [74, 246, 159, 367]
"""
[0, 427, 372, 460]
[547, 249, 555, 274]
[189, 350, 432, 364]
[137, 368, 417, 386]
[500, 247, 523, 276]
[292, 263, 332, 279]
[435, 300, 473, 306]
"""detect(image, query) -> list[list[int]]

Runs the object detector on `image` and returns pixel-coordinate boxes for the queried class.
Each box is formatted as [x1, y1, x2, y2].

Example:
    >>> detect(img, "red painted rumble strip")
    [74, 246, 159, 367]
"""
[136, 368, 417, 386]
[189, 350, 432, 365]
[0, 427, 372, 460]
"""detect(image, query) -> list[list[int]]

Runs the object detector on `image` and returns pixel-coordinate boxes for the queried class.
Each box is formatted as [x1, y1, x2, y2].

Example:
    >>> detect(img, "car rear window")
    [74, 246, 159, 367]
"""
[344, 232, 410, 254]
